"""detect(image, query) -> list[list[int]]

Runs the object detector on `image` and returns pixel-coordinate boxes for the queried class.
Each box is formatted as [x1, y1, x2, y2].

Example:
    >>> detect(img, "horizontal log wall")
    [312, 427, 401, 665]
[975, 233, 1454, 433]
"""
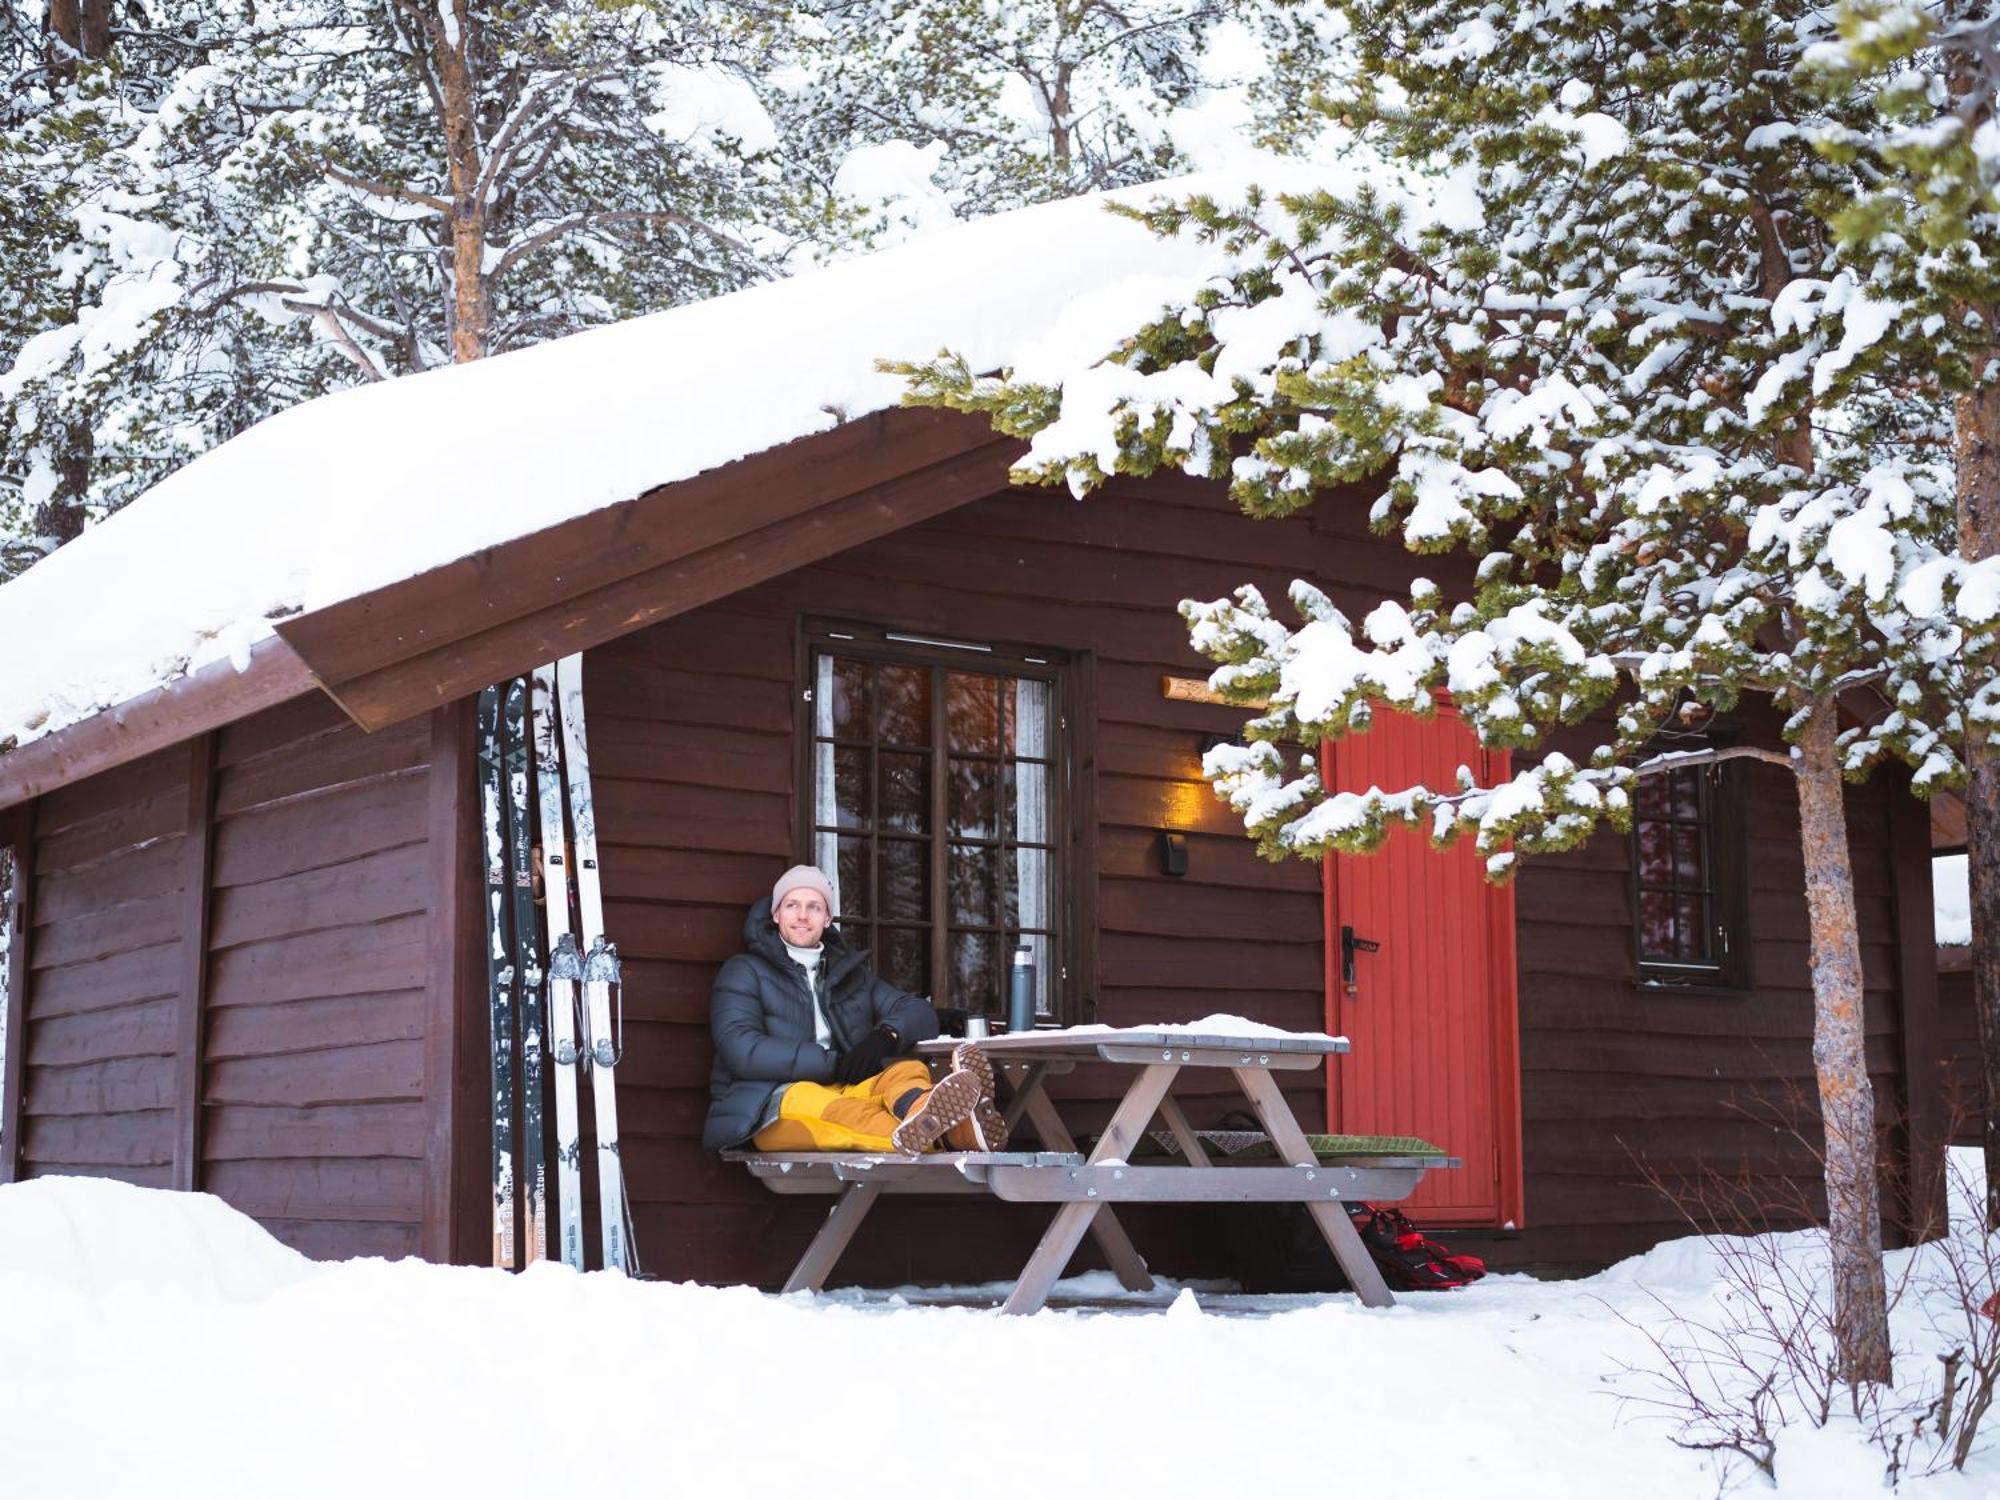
[203, 696, 434, 1259]
[7, 693, 446, 1262]
[1510, 743, 1911, 1271]
[16, 743, 195, 1187]
[592, 470, 1929, 1286]
[587, 476, 1336, 1285]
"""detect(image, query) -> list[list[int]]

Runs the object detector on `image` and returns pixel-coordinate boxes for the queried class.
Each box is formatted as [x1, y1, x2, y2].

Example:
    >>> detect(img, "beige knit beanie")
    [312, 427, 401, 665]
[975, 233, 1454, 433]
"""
[770, 864, 835, 915]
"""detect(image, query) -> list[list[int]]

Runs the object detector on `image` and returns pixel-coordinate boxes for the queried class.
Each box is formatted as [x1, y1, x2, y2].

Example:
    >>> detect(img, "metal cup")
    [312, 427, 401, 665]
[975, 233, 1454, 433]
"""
[964, 1015, 991, 1040]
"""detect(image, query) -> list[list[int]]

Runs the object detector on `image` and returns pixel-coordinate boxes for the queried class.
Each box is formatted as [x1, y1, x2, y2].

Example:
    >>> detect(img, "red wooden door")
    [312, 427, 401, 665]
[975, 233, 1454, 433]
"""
[1323, 705, 1523, 1227]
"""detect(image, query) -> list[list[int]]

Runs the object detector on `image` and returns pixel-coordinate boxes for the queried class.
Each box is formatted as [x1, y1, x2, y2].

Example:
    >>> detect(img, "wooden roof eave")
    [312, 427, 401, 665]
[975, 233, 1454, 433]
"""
[0, 407, 1017, 812]
[277, 405, 1022, 732]
[0, 634, 317, 813]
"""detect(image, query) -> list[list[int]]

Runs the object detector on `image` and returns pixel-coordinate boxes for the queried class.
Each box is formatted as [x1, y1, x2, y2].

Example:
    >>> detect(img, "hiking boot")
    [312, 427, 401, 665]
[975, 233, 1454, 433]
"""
[943, 1041, 1008, 1151]
[951, 1041, 996, 1099]
[892, 1068, 982, 1155]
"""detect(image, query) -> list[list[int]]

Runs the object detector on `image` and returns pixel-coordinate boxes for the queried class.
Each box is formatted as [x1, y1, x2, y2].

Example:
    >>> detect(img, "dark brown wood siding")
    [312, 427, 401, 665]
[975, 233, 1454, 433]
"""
[11, 694, 448, 1261]
[18, 744, 194, 1186]
[203, 697, 434, 1259]
[585, 477, 1331, 1285]
[1511, 744, 1912, 1270]
[587, 470, 1930, 1285]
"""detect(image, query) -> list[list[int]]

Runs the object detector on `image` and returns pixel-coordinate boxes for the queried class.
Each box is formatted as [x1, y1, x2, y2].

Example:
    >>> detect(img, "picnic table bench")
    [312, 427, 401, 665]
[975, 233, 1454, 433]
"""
[726, 1025, 1457, 1314]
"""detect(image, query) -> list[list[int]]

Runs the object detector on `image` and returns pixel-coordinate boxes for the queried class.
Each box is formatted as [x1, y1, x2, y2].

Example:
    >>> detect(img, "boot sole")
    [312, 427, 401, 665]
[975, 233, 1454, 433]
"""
[951, 1042, 995, 1099]
[969, 1098, 1009, 1152]
[893, 1069, 983, 1155]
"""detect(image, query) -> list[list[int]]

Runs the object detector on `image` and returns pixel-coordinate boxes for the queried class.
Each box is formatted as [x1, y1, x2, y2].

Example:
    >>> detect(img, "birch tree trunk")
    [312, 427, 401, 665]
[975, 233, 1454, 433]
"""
[1796, 697, 1893, 1385]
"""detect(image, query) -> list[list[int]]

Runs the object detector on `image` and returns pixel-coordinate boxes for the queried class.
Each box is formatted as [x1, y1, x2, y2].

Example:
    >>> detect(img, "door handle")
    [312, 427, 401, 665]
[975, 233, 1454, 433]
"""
[1341, 925, 1381, 995]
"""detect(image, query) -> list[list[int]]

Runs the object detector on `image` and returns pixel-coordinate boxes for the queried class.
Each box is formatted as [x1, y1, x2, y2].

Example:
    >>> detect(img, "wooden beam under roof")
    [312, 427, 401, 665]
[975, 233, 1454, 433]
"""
[0, 636, 315, 814]
[279, 407, 1021, 731]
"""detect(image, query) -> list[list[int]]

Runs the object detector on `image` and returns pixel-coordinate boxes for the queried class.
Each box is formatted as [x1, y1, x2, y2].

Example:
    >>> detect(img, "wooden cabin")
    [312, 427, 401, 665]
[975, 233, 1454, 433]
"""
[0, 395, 1954, 1285]
[0, 179, 1962, 1282]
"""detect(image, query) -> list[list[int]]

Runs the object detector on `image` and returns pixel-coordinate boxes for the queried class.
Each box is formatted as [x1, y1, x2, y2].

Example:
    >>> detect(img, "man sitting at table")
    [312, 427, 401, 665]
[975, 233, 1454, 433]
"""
[702, 864, 1008, 1156]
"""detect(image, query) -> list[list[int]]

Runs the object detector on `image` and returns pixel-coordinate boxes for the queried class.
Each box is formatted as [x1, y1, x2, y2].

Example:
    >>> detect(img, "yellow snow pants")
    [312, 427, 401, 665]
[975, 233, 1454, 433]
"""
[750, 1058, 934, 1152]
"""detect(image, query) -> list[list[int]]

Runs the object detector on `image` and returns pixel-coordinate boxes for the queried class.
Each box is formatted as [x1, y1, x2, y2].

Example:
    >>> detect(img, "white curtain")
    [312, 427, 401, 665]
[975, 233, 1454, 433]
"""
[814, 655, 841, 917]
[1013, 678, 1050, 1013]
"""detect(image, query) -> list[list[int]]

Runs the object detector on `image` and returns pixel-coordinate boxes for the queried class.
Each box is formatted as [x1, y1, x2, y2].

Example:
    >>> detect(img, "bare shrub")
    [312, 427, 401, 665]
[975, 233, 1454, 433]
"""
[1608, 1094, 2000, 1488]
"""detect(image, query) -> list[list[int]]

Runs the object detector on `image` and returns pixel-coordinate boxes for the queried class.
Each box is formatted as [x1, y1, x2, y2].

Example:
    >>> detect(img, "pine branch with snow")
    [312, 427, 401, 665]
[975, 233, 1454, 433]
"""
[899, 0, 1997, 1389]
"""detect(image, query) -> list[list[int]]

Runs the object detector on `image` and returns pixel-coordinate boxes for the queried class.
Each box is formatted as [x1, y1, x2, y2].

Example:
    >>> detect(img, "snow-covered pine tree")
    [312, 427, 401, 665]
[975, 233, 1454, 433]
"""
[1803, 0, 2000, 1228]
[897, 0, 1984, 1385]
[0, 0, 785, 576]
[774, 0, 1340, 236]
[778, 0, 1227, 224]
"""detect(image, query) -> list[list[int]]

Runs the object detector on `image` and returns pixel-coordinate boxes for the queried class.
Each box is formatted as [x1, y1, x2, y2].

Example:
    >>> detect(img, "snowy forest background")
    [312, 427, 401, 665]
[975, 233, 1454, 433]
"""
[0, 0, 1346, 576]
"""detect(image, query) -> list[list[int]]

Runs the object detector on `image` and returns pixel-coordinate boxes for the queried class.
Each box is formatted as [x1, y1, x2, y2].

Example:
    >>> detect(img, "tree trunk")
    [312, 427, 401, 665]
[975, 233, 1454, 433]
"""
[1942, 0, 2000, 1233]
[32, 415, 91, 552]
[430, 1, 488, 364]
[45, 0, 112, 57]
[1958, 377, 2000, 1228]
[1796, 698, 1893, 1385]
[44, 0, 112, 82]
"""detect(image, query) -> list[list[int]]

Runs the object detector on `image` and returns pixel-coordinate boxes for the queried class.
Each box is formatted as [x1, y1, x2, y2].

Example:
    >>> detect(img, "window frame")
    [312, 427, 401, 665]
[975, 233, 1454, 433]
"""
[793, 619, 1088, 1023]
[1630, 760, 1751, 991]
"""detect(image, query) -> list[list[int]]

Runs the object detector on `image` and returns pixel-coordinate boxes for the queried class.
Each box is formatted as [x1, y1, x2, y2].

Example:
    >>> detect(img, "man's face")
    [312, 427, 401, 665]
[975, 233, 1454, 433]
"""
[775, 889, 830, 948]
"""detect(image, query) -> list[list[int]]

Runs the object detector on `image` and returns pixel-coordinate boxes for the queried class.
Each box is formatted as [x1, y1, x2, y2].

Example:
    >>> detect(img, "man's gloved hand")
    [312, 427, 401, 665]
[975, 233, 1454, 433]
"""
[934, 1007, 971, 1039]
[832, 1024, 900, 1084]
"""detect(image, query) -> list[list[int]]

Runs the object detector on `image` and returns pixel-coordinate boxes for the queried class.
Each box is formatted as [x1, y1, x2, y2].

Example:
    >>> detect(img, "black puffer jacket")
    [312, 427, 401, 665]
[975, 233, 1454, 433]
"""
[703, 898, 940, 1150]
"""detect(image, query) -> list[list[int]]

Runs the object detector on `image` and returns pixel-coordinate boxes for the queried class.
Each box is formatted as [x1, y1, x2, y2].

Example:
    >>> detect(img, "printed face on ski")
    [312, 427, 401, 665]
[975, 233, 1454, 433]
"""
[775, 889, 830, 948]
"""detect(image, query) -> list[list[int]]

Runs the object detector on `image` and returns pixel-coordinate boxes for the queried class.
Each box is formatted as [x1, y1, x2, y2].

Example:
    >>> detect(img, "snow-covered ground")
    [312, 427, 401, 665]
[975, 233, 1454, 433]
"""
[9, 1157, 2000, 1498]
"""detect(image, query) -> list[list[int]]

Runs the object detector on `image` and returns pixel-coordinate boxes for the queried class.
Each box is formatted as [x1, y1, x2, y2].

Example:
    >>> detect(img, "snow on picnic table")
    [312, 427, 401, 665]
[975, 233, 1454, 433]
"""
[9, 1161, 2000, 1499]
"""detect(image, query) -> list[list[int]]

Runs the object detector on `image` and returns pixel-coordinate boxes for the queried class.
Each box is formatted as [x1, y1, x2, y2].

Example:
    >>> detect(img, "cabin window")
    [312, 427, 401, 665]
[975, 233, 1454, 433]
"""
[1631, 764, 1746, 987]
[804, 627, 1070, 1023]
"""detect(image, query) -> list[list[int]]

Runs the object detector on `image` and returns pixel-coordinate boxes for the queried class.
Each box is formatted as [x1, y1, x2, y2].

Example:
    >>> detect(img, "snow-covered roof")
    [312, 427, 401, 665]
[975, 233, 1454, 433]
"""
[0, 162, 1354, 754]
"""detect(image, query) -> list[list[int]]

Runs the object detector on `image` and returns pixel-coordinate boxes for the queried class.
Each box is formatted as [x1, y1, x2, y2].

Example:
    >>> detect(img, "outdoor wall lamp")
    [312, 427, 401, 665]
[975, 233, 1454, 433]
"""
[1159, 830, 1189, 877]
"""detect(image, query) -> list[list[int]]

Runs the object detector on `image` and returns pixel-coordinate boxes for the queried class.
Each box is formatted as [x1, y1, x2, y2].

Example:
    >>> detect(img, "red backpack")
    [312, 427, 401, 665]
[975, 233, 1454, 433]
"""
[1348, 1205, 1487, 1290]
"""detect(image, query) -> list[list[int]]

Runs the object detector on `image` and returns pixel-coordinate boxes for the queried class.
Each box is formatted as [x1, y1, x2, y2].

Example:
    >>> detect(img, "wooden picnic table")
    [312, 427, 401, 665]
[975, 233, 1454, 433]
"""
[727, 1025, 1449, 1314]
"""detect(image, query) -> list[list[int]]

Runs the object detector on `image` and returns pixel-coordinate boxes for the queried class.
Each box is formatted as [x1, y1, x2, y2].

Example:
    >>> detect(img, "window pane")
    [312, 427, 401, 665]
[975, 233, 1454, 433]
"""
[1007, 758, 1053, 851]
[1674, 895, 1707, 961]
[949, 843, 997, 926]
[1007, 848, 1051, 930]
[880, 753, 930, 834]
[1671, 769, 1702, 820]
[948, 757, 997, 838]
[835, 836, 869, 919]
[880, 926, 929, 998]
[1673, 826, 1703, 885]
[826, 657, 872, 739]
[946, 672, 1000, 754]
[1635, 773, 1671, 819]
[822, 745, 868, 830]
[1639, 891, 1676, 958]
[877, 664, 931, 747]
[951, 930, 1001, 1014]
[1009, 679, 1051, 757]
[1636, 820, 1673, 886]
[881, 839, 929, 921]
